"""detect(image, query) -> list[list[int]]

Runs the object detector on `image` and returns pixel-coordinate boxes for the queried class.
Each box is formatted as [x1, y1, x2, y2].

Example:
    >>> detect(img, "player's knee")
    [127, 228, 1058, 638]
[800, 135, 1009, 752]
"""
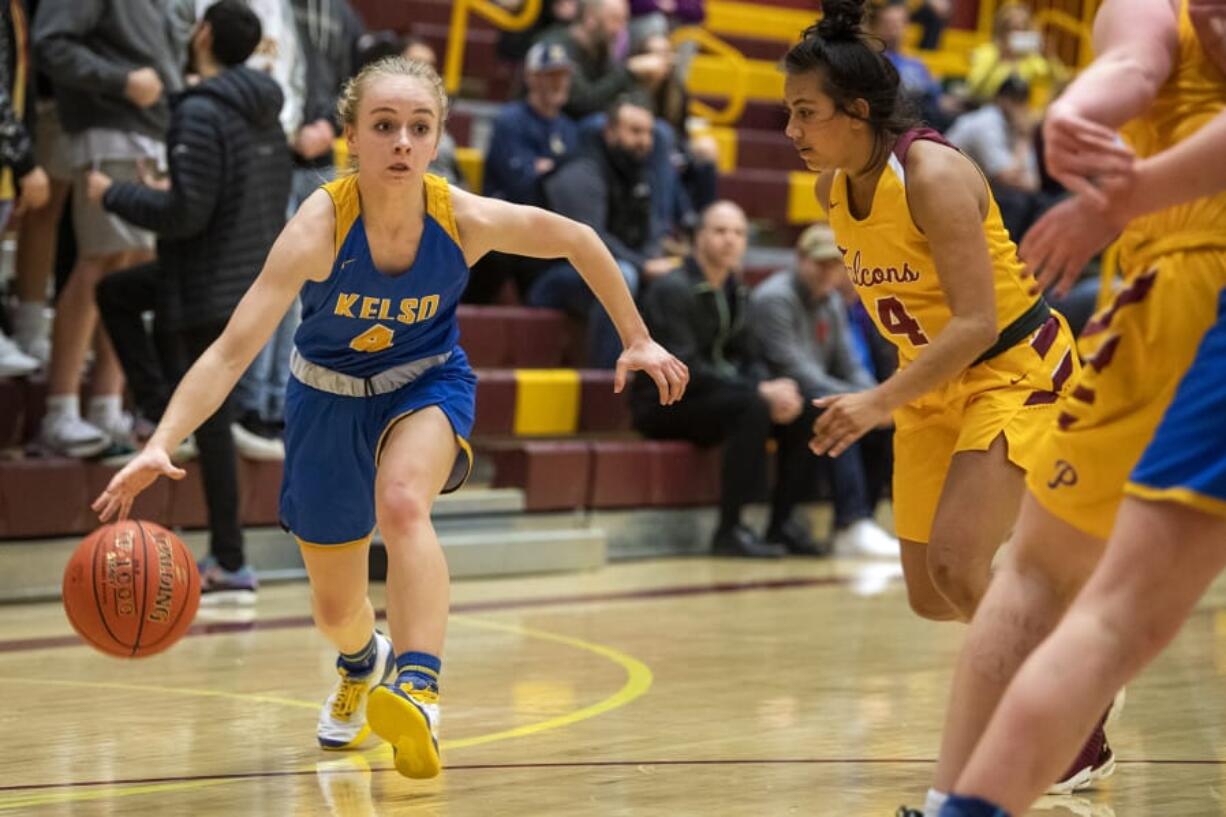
[906, 586, 959, 621]
[926, 550, 983, 620]
[376, 481, 432, 538]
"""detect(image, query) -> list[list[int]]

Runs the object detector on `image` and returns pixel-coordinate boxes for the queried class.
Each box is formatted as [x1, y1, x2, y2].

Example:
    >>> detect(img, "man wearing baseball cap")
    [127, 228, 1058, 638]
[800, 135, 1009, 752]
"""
[469, 41, 581, 303]
[749, 223, 900, 557]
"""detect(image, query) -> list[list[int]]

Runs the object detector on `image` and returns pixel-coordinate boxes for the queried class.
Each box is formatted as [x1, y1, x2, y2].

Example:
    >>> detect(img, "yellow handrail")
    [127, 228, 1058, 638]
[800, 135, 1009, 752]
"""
[669, 26, 750, 126]
[445, 0, 542, 94]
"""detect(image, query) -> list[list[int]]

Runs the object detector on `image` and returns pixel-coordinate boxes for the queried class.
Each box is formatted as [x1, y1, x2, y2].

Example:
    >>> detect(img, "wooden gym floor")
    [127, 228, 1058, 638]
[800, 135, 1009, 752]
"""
[3, 556, 1226, 816]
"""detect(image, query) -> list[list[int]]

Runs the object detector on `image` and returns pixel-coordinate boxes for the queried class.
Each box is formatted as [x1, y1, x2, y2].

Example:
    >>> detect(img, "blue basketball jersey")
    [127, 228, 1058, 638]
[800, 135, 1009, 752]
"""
[295, 173, 470, 379]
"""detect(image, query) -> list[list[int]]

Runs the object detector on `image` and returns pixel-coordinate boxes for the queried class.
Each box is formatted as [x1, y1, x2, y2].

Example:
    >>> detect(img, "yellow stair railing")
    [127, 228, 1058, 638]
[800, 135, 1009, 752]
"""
[670, 26, 750, 125]
[444, 0, 541, 94]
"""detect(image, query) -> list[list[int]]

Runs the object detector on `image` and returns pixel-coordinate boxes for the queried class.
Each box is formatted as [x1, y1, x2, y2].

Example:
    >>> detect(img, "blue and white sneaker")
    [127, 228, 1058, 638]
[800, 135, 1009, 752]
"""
[317, 631, 396, 750]
[197, 556, 258, 606]
[367, 677, 441, 778]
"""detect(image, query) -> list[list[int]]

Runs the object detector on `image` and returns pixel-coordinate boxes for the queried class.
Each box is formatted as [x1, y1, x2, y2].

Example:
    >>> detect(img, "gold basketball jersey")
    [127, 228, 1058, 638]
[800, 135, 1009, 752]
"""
[827, 129, 1039, 365]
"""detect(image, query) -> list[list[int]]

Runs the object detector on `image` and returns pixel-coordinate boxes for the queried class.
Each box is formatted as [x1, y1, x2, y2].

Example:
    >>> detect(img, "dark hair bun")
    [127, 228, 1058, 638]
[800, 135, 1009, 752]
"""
[816, 0, 866, 40]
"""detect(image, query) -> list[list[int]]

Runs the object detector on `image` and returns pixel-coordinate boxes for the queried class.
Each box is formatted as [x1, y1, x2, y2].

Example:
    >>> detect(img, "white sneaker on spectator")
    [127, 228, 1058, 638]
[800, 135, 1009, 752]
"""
[231, 421, 285, 461]
[40, 412, 111, 458]
[13, 305, 51, 366]
[21, 334, 50, 367]
[833, 518, 900, 558]
[0, 332, 40, 377]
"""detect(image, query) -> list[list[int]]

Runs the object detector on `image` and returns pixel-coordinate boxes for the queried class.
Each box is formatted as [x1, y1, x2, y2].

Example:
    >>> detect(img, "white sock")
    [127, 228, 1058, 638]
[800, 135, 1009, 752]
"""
[12, 302, 46, 339]
[87, 394, 123, 424]
[924, 788, 949, 817]
[45, 394, 80, 420]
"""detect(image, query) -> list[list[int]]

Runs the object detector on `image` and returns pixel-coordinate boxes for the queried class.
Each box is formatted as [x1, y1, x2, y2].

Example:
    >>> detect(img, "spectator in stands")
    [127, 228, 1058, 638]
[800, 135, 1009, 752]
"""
[11, 0, 68, 371]
[486, 41, 578, 208]
[750, 224, 899, 557]
[947, 74, 1046, 241]
[868, 0, 960, 131]
[0, 0, 50, 378]
[534, 94, 673, 367]
[90, 0, 291, 601]
[468, 41, 580, 304]
[33, 0, 182, 457]
[912, 0, 952, 50]
[636, 33, 717, 218]
[628, 0, 704, 48]
[495, 0, 579, 65]
[539, 0, 670, 121]
[633, 201, 827, 559]
[966, 2, 1068, 107]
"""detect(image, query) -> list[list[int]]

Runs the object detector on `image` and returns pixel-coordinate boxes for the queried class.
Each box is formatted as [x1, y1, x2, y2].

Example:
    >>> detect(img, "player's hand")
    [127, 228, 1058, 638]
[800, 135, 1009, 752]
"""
[1020, 194, 1126, 297]
[615, 338, 688, 405]
[810, 389, 890, 457]
[1042, 105, 1135, 207]
[92, 445, 187, 522]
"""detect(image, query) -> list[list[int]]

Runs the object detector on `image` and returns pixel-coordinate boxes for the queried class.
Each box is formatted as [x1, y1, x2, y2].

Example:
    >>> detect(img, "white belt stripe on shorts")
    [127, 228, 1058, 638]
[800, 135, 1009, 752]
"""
[290, 347, 451, 397]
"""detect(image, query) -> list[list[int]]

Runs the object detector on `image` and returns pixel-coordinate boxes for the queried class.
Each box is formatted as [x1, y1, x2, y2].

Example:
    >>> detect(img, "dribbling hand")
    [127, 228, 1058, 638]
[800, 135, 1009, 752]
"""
[615, 339, 689, 405]
[91, 446, 187, 522]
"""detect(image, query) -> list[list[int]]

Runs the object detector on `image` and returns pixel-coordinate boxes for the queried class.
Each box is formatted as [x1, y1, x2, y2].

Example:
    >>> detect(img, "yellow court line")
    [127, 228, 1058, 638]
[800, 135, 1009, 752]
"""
[0, 616, 652, 810]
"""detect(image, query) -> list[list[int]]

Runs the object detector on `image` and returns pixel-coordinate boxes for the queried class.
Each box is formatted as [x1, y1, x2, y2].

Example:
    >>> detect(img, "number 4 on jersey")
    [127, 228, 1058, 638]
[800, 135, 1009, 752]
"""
[876, 296, 930, 346]
[350, 323, 395, 353]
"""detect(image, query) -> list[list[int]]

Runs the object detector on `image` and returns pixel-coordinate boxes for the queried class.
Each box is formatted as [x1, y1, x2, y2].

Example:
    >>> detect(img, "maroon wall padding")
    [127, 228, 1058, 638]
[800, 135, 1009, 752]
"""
[588, 441, 654, 508]
[473, 369, 517, 436]
[0, 379, 26, 449]
[490, 441, 591, 511]
[718, 169, 791, 223]
[578, 370, 632, 432]
[648, 441, 723, 506]
[21, 377, 47, 445]
[507, 308, 571, 368]
[0, 459, 92, 537]
[166, 462, 209, 529]
[84, 462, 172, 529]
[457, 305, 510, 367]
[240, 459, 284, 527]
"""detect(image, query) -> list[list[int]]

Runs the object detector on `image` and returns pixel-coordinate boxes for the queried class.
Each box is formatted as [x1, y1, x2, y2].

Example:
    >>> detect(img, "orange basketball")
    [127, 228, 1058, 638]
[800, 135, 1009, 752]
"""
[62, 520, 201, 658]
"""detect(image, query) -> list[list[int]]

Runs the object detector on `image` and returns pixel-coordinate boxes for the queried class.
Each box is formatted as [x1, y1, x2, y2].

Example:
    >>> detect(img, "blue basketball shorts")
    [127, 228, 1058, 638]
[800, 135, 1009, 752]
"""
[279, 348, 476, 547]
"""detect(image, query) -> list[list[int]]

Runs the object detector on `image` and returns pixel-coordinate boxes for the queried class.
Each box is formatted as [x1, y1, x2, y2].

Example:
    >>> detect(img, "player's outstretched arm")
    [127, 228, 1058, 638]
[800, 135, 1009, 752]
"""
[452, 189, 689, 405]
[92, 192, 334, 521]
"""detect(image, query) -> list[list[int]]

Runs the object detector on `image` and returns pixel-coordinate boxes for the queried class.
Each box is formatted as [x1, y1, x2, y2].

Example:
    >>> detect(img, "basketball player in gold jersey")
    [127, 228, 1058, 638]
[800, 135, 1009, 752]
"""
[781, 0, 1079, 630]
[921, 0, 1226, 813]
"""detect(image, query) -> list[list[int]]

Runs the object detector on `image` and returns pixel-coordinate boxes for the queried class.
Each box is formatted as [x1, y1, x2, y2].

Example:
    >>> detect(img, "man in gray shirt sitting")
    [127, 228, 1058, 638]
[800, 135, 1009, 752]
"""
[750, 224, 899, 557]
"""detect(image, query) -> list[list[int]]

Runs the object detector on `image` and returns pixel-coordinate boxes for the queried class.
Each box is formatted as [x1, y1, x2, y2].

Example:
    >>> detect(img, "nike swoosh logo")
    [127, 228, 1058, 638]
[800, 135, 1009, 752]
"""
[339, 259, 355, 269]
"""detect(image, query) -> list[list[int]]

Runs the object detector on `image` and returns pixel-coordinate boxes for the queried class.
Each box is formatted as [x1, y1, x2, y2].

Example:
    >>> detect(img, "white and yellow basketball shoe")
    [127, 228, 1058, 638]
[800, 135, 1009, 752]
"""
[366, 679, 441, 778]
[316, 631, 395, 750]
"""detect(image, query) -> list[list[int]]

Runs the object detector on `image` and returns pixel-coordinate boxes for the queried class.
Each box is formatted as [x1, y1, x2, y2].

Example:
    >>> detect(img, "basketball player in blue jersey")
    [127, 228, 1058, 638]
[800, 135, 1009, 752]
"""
[91, 55, 689, 780]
